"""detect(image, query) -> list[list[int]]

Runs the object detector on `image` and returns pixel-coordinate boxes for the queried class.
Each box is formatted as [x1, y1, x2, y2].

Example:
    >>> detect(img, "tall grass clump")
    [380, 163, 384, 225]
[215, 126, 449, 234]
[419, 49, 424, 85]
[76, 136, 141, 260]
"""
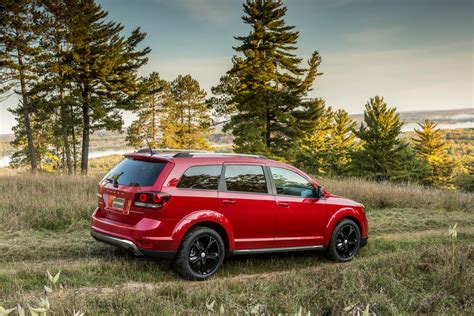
[321, 177, 473, 213]
[0, 173, 100, 231]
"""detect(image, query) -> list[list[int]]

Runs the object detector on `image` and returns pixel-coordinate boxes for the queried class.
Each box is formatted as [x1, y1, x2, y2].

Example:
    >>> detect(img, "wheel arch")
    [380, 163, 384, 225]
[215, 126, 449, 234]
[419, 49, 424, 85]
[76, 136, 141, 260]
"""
[171, 210, 235, 251]
[324, 207, 365, 247]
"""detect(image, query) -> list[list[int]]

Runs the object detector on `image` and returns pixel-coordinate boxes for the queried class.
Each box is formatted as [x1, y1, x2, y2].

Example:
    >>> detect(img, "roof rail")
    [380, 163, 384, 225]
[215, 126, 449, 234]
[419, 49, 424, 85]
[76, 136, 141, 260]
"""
[172, 152, 266, 159]
[135, 148, 211, 155]
[135, 148, 266, 159]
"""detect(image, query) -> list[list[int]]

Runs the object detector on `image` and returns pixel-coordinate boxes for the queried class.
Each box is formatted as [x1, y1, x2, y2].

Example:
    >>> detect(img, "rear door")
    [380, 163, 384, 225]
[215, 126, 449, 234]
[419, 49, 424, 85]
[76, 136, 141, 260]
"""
[269, 166, 327, 248]
[218, 163, 277, 250]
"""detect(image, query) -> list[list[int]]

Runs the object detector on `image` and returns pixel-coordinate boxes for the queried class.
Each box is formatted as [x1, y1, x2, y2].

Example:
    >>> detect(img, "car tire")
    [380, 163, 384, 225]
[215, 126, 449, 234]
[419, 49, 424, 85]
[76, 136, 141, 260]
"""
[329, 218, 361, 262]
[174, 226, 225, 281]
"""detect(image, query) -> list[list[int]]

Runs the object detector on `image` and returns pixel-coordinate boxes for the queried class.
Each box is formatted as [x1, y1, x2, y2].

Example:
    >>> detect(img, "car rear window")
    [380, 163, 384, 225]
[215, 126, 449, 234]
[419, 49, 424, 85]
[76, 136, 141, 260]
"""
[105, 158, 166, 187]
[177, 165, 222, 190]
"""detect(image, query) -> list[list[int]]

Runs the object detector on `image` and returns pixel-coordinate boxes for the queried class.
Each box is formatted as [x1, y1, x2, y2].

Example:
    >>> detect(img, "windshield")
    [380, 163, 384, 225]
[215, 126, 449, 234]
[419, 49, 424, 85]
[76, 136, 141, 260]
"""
[105, 158, 166, 187]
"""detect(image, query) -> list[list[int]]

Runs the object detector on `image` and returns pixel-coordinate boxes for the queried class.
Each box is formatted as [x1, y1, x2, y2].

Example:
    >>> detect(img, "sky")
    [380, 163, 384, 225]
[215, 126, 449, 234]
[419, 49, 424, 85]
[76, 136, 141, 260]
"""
[0, 0, 473, 134]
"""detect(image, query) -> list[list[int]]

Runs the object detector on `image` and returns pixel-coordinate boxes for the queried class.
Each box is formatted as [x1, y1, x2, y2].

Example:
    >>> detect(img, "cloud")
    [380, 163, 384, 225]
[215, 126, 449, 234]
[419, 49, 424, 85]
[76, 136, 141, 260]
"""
[311, 41, 473, 113]
[140, 56, 232, 92]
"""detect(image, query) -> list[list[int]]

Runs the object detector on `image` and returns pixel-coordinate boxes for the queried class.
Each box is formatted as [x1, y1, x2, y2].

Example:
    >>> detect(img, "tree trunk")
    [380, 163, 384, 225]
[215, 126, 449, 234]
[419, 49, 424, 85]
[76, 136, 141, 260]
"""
[187, 103, 192, 149]
[265, 107, 271, 149]
[17, 49, 37, 171]
[69, 104, 77, 174]
[60, 88, 72, 174]
[56, 32, 72, 174]
[80, 84, 90, 175]
[152, 97, 156, 144]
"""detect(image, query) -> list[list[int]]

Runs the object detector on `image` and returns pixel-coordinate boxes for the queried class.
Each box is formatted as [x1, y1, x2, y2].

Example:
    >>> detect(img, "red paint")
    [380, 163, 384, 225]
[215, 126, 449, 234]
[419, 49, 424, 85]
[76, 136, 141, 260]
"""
[91, 154, 368, 255]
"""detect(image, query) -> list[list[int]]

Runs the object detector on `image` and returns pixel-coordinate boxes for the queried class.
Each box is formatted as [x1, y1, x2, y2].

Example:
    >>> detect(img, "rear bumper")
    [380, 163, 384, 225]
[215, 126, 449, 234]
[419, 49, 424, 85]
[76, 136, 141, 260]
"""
[90, 207, 178, 254]
[91, 229, 175, 259]
[360, 236, 368, 248]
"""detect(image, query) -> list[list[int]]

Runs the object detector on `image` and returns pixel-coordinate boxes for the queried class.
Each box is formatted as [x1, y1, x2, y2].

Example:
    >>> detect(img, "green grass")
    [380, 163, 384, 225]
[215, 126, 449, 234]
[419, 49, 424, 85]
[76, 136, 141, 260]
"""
[0, 165, 473, 314]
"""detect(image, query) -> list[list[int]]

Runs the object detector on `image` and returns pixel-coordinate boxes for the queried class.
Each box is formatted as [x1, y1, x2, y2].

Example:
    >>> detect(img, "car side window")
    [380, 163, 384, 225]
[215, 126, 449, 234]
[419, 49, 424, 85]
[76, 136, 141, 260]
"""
[224, 165, 268, 193]
[270, 167, 315, 197]
[177, 165, 222, 190]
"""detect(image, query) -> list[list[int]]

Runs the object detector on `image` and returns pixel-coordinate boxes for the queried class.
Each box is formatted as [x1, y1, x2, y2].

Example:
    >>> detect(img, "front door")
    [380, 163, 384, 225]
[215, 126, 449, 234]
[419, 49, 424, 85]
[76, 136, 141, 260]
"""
[218, 164, 277, 250]
[269, 166, 327, 248]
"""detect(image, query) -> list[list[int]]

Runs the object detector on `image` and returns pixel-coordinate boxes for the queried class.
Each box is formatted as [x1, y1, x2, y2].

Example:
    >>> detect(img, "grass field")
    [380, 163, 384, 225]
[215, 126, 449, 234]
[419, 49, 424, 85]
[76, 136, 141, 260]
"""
[0, 165, 473, 314]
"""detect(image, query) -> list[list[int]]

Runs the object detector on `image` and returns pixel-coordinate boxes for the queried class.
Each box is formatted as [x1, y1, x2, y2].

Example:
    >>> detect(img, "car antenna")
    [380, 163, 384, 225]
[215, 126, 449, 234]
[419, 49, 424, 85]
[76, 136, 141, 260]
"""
[145, 138, 154, 156]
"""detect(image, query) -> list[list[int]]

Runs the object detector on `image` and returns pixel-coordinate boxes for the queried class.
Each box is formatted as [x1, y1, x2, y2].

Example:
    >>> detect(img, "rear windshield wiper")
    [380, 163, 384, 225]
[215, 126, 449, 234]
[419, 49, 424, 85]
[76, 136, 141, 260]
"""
[105, 177, 119, 188]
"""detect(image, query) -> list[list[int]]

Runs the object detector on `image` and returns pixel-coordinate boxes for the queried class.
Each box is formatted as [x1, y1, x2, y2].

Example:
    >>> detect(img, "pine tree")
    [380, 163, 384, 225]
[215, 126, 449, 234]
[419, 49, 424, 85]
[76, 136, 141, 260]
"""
[0, 0, 43, 170]
[9, 92, 60, 171]
[126, 72, 171, 148]
[413, 119, 455, 187]
[161, 75, 211, 150]
[454, 160, 474, 192]
[295, 99, 333, 174]
[63, 0, 150, 174]
[351, 96, 408, 181]
[39, 0, 76, 173]
[211, 0, 322, 158]
[296, 105, 357, 175]
[327, 109, 357, 174]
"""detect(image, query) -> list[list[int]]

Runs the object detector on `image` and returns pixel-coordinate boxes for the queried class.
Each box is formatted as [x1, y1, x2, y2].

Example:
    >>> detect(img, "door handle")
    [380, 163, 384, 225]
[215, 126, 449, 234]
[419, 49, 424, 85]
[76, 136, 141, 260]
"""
[278, 202, 291, 207]
[222, 199, 236, 205]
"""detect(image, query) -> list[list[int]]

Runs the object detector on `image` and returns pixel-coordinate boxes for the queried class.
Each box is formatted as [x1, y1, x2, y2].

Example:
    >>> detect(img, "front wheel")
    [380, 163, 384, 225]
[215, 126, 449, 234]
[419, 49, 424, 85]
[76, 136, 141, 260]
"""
[174, 226, 225, 281]
[329, 219, 361, 262]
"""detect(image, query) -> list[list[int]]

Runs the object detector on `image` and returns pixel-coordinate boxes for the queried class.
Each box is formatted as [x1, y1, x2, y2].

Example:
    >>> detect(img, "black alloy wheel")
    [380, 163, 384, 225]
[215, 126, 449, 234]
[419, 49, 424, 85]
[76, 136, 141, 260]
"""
[188, 235, 220, 275]
[329, 219, 361, 262]
[175, 226, 225, 280]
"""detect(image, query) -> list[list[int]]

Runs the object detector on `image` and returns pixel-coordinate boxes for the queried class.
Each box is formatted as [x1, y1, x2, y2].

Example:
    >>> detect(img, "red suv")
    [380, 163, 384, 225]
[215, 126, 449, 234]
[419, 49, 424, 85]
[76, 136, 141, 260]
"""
[91, 151, 368, 280]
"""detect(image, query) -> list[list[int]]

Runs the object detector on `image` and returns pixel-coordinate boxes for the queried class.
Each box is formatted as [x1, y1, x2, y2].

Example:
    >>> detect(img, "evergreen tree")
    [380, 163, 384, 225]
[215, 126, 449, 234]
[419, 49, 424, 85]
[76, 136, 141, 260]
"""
[9, 92, 60, 171]
[161, 75, 211, 150]
[327, 109, 357, 174]
[39, 0, 75, 173]
[413, 119, 455, 187]
[211, 0, 322, 158]
[296, 106, 357, 176]
[126, 72, 171, 148]
[63, 0, 150, 174]
[295, 99, 333, 174]
[454, 160, 474, 192]
[351, 96, 410, 181]
[0, 0, 43, 170]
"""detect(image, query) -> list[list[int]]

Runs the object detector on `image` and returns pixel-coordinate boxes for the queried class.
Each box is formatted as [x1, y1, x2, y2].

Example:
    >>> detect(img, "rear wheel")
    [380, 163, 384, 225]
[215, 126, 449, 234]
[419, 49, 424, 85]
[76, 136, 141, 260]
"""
[174, 226, 225, 280]
[329, 219, 361, 262]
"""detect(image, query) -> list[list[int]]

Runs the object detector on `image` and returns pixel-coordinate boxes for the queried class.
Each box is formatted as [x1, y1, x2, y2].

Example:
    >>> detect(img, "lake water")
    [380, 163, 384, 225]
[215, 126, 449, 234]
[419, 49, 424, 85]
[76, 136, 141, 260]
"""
[0, 148, 134, 168]
[1, 121, 472, 168]
[401, 121, 474, 132]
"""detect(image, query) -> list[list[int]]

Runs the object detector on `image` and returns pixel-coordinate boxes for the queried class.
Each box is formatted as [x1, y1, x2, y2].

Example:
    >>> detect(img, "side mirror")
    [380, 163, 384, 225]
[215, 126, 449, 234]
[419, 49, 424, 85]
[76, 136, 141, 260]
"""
[313, 185, 324, 198]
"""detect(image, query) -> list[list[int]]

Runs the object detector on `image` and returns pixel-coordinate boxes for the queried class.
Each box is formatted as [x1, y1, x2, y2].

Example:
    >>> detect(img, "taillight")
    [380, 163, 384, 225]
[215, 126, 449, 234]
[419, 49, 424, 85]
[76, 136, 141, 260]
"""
[98, 193, 105, 206]
[133, 192, 170, 209]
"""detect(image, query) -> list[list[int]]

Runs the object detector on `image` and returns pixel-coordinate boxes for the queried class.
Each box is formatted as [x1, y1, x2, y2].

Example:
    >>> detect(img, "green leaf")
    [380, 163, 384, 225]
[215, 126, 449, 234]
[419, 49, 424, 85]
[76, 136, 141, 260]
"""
[362, 304, 370, 316]
[52, 271, 61, 284]
[46, 270, 54, 283]
[0, 306, 16, 316]
[205, 300, 215, 312]
[17, 305, 25, 316]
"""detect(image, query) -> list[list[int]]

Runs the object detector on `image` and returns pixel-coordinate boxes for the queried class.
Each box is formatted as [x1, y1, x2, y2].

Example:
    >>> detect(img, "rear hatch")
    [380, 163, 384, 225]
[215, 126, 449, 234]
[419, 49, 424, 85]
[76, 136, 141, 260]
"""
[98, 155, 170, 225]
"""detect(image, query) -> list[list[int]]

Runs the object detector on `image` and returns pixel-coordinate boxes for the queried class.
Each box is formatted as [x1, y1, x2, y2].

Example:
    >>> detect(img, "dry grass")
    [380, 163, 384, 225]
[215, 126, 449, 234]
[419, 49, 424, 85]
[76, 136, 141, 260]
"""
[0, 174, 98, 231]
[321, 177, 473, 213]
